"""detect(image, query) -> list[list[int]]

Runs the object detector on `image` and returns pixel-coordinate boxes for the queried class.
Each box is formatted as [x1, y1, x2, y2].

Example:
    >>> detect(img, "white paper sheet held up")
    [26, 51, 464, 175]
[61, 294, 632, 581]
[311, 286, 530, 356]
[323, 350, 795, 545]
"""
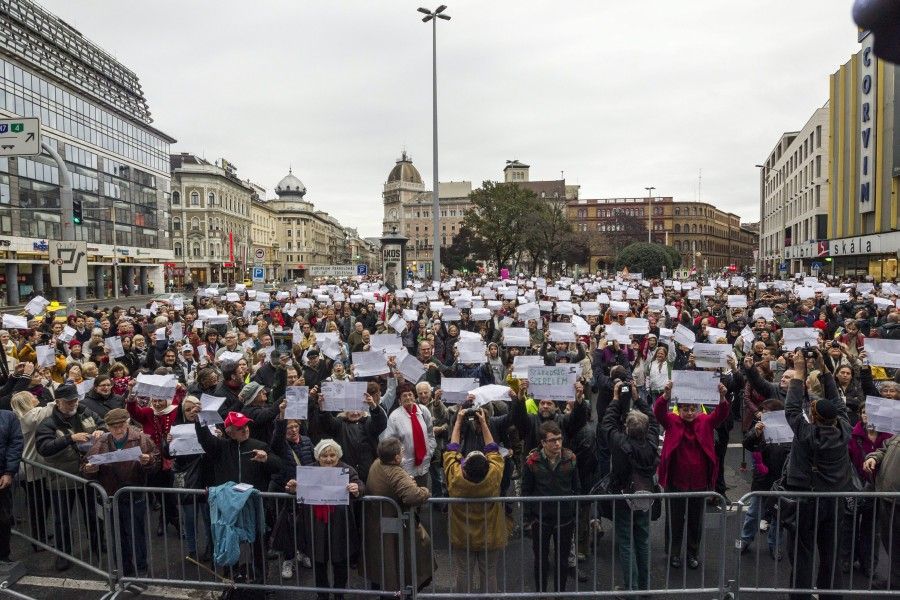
[87, 445, 143, 465]
[168, 424, 205, 456]
[295, 466, 349, 505]
[321, 381, 369, 412]
[285, 386, 309, 420]
[761, 410, 794, 444]
[864, 339, 900, 369]
[671, 370, 720, 405]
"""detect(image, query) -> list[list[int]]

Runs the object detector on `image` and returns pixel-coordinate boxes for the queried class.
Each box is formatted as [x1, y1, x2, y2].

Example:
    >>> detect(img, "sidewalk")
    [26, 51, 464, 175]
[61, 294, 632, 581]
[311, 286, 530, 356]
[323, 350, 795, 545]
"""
[0, 294, 158, 313]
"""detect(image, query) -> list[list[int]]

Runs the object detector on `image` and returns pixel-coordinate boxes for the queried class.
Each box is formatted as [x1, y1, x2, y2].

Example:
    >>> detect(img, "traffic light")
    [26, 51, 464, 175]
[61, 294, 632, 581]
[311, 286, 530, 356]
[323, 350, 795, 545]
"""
[72, 199, 83, 224]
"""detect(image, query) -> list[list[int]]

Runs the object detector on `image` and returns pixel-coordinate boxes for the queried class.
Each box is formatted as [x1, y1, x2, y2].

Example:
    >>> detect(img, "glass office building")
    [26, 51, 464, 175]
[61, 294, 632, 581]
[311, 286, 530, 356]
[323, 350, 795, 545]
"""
[0, 0, 175, 305]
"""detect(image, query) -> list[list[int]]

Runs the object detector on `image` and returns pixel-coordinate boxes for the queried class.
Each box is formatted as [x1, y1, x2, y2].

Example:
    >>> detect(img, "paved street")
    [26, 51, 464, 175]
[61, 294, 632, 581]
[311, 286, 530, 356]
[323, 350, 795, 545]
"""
[4, 427, 892, 600]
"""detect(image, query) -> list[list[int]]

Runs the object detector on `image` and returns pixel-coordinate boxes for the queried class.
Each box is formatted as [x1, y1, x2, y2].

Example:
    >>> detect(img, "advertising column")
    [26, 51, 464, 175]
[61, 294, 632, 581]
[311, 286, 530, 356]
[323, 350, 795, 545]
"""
[380, 230, 408, 290]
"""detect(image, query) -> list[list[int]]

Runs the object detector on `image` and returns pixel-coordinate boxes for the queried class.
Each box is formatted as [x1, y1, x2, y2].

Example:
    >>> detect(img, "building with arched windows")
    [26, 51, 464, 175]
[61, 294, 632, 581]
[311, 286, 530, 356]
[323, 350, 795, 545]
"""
[169, 153, 253, 287]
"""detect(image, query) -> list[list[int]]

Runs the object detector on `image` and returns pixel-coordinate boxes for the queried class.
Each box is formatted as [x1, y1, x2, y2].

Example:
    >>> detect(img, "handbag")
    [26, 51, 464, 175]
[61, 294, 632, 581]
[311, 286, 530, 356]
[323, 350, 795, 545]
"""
[590, 474, 614, 520]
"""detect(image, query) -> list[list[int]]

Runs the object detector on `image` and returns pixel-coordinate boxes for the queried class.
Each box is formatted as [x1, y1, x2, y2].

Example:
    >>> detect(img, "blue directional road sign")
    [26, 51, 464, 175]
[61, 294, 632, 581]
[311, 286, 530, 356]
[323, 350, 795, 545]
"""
[251, 266, 265, 282]
[356, 264, 368, 276]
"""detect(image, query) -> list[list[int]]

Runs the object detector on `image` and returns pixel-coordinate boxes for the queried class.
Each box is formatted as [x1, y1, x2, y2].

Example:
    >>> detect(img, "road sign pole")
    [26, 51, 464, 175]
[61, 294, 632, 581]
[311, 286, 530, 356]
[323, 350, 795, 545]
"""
[41, 138, 75, 307]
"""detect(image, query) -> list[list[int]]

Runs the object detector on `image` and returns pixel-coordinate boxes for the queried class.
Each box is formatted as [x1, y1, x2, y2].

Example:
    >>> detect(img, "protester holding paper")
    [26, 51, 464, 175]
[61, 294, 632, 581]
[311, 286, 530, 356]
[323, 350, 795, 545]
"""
[311, 381, 388, 483]
[161, 396, 213, 562]
[380, 383, 436, 486]
[82, 408, 158, 577]
[739, 399, 790, 560]
[783, 349, 852, 600]
[654, 381, 730, 570]
[283, 439, 364, 595]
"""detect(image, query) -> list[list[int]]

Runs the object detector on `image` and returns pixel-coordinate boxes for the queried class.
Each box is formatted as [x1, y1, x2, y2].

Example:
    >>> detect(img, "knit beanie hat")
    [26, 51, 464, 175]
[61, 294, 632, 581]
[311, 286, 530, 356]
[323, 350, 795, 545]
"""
[239, 382, 264, 405]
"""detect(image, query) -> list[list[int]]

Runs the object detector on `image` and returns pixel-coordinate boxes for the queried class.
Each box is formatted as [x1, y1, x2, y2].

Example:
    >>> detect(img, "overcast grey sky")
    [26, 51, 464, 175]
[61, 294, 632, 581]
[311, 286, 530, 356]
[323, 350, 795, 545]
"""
[41, 0, 860, 238]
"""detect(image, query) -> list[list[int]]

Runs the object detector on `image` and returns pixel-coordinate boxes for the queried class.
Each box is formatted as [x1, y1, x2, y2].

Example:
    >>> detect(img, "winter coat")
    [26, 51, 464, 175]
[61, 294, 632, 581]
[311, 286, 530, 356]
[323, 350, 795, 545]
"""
[742, 421, 791, 491]
[783, 375, 852, 492]
[269, 419, 316, 488]
[866, 435, 900, 493]
[35, 405, 103, 490]
[600, 396, 659, 494]
[194, 420, 283, 490]
[848, 421, 891, 482]
[522, 447, 580, 524]
[0, 409, 23, 477]
[654, 394, 730, 490]
[298, 463, 365, 564]
[311, 401, 387, 482]
[208, 482, 261, 567]
[16, 402, 55, 481]
[82, 429, 159, 495]
[126, 395, 182, 470]
[81, 389, 125, 420]
[443, 445, 508, 551]
[361, 459, 432, 591]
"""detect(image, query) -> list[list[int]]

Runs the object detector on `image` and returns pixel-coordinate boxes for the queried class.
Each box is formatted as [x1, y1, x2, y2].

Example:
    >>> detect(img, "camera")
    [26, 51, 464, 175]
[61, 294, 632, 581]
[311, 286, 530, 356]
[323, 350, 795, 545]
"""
[463, 407, 479, 422]
[619, 385, 632, 402]
[803, 343, 818, 359]
[830, 340, 840, 349]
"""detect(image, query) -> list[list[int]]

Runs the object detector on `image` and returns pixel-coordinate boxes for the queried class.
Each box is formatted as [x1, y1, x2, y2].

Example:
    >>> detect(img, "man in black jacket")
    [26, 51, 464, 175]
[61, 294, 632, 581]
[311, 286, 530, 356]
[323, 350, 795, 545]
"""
[783, 349, 852, 600]
[34, 384, 106, 570]
[599, 381, 659, 594]
[194, 411, 282, 490]
[516, 380, 589, 455]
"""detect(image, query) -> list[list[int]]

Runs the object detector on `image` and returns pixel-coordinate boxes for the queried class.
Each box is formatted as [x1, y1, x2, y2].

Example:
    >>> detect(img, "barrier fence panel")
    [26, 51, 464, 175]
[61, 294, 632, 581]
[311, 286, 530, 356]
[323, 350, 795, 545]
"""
[413, 491, 730, 599]
[12, 458, 115, 590]
[733, 490, 900, 599]
[110, 486, 407, 599]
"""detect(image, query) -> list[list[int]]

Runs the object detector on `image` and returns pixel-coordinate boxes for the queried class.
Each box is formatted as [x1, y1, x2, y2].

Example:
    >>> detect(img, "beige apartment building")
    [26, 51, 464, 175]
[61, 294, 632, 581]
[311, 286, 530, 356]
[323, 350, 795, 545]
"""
[169, 154, 254, 287]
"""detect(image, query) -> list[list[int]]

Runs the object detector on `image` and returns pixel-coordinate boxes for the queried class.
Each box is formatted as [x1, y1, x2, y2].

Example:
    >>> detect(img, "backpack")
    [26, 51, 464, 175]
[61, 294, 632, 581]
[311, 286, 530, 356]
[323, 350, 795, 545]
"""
[622, 442, 662, 518]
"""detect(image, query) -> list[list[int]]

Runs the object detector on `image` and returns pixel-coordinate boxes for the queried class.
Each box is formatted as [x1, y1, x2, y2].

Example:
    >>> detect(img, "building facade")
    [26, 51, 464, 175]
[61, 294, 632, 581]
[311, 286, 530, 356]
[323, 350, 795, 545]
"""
[758, 104, 830, 275]
[671, 202, 758, 274]
[264, 170, 356, 281]
[0, 0, 175, 305]
[567, 196, 758, 274]
[169, 154, 253, 287]
[826, 33, 900, 281]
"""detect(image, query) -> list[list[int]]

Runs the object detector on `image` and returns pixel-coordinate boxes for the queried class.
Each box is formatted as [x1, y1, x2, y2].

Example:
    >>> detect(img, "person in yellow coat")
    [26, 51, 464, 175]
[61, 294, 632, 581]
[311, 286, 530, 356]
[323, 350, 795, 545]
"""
[443, 406, 508, 595]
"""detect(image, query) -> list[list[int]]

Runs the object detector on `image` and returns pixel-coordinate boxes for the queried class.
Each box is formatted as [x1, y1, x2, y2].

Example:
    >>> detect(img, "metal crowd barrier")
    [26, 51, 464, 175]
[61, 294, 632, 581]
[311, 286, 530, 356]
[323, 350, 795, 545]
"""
[9, 468, 900, 600]
[415, 490, 730, 599]
[109, 487, 408, 599]
[12, 458, 116, 591]
[732, 490, 900, 599]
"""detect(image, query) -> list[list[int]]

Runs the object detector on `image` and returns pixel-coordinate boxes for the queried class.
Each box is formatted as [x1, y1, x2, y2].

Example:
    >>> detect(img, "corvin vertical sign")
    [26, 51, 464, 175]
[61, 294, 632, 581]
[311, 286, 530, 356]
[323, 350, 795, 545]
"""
[858, 31, 876, 214]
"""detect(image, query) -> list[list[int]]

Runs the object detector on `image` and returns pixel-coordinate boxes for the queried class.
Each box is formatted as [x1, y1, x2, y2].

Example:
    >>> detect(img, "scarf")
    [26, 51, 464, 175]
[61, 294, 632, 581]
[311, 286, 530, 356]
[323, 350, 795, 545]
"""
[313, 504, 335, 523]
[405, 403, 426, 467]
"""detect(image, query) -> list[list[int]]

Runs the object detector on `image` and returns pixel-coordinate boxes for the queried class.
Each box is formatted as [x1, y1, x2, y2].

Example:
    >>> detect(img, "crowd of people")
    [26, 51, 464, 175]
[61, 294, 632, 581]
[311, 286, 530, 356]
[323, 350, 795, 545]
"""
[0, 271, 897, 599]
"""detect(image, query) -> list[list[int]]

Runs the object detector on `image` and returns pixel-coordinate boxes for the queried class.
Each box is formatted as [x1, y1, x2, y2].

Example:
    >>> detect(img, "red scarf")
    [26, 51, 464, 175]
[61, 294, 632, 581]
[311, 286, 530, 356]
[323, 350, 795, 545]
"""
[313, 504, 335, 523]
[405, 403, 426, 467]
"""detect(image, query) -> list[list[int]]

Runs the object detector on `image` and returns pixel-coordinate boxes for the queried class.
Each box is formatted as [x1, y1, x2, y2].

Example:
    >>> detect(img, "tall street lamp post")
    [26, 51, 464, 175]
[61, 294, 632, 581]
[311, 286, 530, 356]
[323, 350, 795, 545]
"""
[644, 186, 655, 243]
[418, 5, 450, 282]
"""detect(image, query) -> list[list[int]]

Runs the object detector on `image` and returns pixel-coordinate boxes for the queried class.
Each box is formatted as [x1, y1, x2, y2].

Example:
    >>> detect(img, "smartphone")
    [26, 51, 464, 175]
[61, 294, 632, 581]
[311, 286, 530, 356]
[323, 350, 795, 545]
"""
[769, 360, 777, 371]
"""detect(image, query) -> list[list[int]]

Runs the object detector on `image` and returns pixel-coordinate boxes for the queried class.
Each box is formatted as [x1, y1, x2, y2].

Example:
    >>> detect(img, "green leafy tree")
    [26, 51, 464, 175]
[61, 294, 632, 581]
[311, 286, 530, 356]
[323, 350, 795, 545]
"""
[661, 244, 682, 270]
[442, 225, 485, 273]
[614, 242, 673, 277]
[521, 201, 573, 276]
[463, 181, 540, 274]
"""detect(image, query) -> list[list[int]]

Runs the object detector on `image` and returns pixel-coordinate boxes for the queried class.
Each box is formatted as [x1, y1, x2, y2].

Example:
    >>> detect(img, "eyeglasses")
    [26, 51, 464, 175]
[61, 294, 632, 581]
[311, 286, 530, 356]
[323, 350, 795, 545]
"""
[541, 436, 563, 445]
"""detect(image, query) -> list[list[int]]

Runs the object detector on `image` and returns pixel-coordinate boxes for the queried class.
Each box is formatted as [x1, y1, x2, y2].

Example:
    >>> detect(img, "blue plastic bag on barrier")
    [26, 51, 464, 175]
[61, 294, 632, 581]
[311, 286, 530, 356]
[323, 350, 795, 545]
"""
[208, 481, 260, 567]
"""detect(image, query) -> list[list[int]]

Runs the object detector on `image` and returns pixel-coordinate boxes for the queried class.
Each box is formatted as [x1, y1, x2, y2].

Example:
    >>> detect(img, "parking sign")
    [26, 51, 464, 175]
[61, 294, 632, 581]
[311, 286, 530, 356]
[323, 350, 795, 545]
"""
[252, 266, 265, 282]
[356, 264, 368, 276]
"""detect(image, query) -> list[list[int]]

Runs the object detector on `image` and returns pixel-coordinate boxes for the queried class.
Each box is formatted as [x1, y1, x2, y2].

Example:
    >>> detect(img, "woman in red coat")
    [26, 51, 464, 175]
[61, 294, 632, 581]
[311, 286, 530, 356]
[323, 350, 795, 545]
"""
[126, 381, 185, 535]
[654, 381, 730, 570]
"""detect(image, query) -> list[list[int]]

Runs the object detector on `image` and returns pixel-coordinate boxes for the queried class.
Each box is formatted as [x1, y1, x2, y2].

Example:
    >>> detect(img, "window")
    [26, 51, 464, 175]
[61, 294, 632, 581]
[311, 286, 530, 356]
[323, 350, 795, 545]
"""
[190, 191, 199, 206]
[191, 217, 200, 230]
[173, 217, 181, 231]
[174, 242, 182, 257]
[192, 243, 201, 258]
[674, 224, 681, 233]
[172, 191, 180, 205]
[208, 192, 215, 206]
[816, 125, 822, 148]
